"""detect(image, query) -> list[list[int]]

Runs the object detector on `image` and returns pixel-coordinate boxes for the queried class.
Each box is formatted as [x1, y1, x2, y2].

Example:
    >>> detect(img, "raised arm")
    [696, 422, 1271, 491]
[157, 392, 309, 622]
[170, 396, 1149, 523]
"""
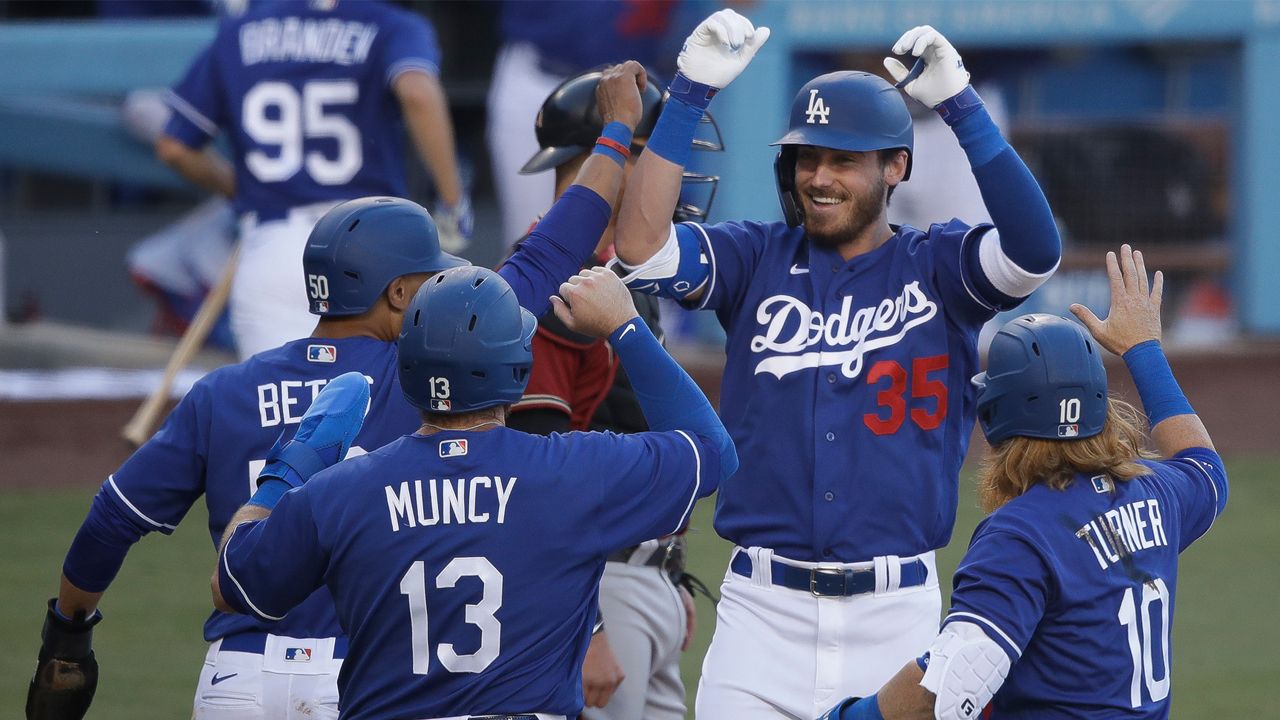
[499, 62, 647, 317]
[394, 70, 470, 250]
[549, 267, 737, 483]
[887, 27, 1060, 309]
[1071, 244, 1213, 455]
[614, 10, 770, 267]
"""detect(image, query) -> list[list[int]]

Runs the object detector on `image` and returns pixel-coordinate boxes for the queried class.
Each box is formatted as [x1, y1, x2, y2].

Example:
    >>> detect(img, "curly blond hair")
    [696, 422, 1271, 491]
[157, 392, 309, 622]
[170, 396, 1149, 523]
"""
[978, 397, 1156, 512]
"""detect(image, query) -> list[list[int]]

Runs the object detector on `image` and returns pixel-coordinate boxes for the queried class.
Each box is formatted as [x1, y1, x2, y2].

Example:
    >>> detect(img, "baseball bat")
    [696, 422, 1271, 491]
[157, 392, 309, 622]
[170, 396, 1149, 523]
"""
[121, 245, 240, 447]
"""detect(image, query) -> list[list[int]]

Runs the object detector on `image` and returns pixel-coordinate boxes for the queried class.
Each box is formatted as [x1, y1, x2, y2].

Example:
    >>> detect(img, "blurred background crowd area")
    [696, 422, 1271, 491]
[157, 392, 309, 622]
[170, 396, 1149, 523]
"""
[3, 1, 1277, 356]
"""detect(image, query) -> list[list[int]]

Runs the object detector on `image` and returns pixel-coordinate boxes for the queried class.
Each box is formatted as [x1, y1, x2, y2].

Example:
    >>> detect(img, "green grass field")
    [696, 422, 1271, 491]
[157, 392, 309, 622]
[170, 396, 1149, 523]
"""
[3, 457, 1276, 717]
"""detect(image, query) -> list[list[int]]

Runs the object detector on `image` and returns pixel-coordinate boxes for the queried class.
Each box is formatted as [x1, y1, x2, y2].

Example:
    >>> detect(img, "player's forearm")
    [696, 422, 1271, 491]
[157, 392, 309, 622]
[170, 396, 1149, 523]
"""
[607, 319, 737, 482]
[501, 184, 612, 317]
[873, 661, 936, 719]
[57, 575, 105, 618]
[950, 98, 1060, 280]
[212, 505, 270, 613]
[155, 135, 235, 198]
[615, 149, 683, 265]
[1123, 341, 1213, 455]
[395, 71, 463, 206]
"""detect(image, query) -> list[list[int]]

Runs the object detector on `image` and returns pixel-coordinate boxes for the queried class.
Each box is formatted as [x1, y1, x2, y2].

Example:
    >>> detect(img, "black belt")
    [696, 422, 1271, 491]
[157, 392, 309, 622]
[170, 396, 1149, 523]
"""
[730, 552, 928, 598]
[607, 545, 665, 566]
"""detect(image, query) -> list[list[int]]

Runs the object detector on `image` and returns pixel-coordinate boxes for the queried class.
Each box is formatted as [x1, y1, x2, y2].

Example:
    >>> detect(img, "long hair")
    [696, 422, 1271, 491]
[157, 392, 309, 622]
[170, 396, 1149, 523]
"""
[978, 397, 1156, 513]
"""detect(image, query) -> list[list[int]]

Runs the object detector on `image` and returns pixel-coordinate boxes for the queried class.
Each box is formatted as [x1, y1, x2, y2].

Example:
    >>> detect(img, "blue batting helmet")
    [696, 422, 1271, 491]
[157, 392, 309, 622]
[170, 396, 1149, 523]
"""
[302, 197, 469, 316]
[398, 267, 536, 414]
[772, 71, 914, 227]
[973, 314, 1109, 444]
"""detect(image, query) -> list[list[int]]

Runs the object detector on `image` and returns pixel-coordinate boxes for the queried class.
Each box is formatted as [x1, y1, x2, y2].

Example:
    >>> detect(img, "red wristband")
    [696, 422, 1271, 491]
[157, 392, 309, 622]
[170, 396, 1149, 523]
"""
[595, 136, 630, 158]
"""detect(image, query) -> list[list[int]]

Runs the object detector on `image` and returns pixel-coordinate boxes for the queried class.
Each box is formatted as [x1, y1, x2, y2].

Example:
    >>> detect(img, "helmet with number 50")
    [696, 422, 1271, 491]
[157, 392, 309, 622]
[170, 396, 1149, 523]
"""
[302, 197, 468, 317]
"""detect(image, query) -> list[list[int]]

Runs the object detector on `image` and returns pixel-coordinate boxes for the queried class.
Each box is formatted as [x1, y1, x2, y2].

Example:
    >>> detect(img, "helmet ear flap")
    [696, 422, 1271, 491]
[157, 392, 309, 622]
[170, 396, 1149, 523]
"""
[774, 147, 804, 228]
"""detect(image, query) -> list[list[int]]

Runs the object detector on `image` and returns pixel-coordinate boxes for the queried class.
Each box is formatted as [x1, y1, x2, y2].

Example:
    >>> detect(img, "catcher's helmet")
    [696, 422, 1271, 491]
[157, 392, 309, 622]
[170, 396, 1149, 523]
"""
[772, 71, 914, 227]
[973, 314, 1108, 444]
[520, 67, 723, 222]
[302, 197, 468, 316]
[398, 267, 536, 414]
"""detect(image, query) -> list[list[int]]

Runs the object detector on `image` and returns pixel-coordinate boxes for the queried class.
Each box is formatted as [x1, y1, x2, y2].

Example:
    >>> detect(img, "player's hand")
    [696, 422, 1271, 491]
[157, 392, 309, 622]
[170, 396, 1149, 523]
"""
[677, 9, 771, 89]
[433, 195, 473, 255]
[596, 61, 647, 132]
[26, 599, 102, 720]
[1070, 244, 1165, 356]
[679, 584, 697, 651]
[883, 25, 971, 108]
[581, 630, 625, 708]
[550, 267, 640, 339]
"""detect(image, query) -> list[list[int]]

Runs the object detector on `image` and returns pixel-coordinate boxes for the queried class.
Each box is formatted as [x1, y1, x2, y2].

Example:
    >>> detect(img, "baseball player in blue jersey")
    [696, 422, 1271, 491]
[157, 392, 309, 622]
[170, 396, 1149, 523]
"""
[611, 13, 1062, 717]
[820, 245, 1228, 720]
[157, 0, 472, 358]
[26, 63, 652, 720]
[210, 264, 738, 720]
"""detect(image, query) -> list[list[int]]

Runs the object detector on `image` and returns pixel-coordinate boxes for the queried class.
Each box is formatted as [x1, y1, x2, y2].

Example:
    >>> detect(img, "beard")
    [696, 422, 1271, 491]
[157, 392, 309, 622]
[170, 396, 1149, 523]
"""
[801, 174, 887, 249]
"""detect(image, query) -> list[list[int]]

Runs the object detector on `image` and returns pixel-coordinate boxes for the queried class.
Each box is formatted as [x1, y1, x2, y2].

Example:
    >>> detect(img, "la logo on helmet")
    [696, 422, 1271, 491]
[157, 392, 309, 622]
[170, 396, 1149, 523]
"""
[805, 89, 830, 125]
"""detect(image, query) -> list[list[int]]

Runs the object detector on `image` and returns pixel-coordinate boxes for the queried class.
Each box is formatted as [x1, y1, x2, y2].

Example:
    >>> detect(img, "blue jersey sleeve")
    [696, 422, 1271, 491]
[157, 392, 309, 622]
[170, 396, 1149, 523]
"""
[944, 526, 1053, 664]
[681, 221, 769, 315]
[928, 221, 1005, 328]
[589, 430, 719, 555]
[1144, 448, 1228, 551]
[163, 44, 224, 149]
[378, 8, 441, 85]
[499, 184, 611, 317]
[105, 384, 211, 533]
[218, 487, 328, 622]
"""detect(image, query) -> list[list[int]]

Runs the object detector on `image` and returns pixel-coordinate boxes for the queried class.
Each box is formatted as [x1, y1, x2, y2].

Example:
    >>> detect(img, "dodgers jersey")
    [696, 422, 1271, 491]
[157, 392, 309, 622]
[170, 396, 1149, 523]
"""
[104, 336, 418, 641]
[219, 427, 719, 719]
[681, 218, 1001, 561]
[164, 0, 441, 220]
[946, 448, 1228, 718]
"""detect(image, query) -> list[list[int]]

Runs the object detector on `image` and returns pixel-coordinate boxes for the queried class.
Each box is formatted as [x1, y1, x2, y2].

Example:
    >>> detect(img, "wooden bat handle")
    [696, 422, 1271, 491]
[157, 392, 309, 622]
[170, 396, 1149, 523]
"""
[121, 245, 240, 447]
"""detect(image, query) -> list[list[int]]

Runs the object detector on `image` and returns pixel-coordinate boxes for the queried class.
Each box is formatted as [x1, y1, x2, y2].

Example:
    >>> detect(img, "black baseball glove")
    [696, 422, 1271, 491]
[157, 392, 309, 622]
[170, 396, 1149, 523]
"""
[26, 599, 103, 720]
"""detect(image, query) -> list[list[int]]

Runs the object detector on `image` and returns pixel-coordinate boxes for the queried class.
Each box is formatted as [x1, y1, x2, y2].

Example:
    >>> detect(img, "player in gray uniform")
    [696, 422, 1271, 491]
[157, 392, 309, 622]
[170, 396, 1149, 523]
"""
[510, 67, 722, 719]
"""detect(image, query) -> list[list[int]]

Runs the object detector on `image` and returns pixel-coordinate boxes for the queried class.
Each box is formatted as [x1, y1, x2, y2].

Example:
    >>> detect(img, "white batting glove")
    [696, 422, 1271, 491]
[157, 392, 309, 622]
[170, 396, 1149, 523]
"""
[883, 25, 971, 108]
[676, 9, 771, 90]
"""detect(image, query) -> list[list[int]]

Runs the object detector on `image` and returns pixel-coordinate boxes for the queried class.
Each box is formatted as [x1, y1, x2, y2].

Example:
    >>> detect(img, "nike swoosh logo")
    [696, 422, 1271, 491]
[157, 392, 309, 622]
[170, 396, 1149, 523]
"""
[618, 323, 636, 339]
[789, 264, 809, 275]
[210, 673, 238, 686]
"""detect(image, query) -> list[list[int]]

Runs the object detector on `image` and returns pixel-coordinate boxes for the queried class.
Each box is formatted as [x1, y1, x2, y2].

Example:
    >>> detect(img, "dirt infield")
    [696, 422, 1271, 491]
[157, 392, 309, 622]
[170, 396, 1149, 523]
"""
[2, 346, 1276, 491]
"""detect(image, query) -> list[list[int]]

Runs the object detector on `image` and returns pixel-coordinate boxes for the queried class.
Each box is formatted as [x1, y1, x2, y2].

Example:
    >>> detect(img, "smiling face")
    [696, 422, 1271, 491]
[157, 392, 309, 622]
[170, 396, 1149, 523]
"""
[794, 146, 907, 249]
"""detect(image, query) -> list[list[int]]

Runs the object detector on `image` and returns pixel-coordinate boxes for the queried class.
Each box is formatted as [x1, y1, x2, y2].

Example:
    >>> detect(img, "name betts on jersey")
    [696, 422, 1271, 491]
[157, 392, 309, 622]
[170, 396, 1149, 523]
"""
[749, 281, 938, 380]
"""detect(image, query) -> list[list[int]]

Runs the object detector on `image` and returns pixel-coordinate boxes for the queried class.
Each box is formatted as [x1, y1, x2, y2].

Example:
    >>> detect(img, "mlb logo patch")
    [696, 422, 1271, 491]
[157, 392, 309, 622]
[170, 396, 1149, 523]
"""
[1057, 424, 1079, 438]
[307, 344, 337, 363]
[440, 439, 468, 458]
[1091, 475, 1114, 494]
[430, 398, 452, 412]
[284, 647, 312, 662]
[315, 300, 329, 313]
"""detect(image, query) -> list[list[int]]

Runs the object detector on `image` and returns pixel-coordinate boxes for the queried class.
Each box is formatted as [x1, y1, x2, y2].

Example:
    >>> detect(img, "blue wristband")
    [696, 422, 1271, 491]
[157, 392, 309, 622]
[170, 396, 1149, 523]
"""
[936, 84, 984, 125]
[592, 121, 633, 167]
[1123, 340, 1194, 426]
[847, 695, 885, 720]
[667, 72, 718, 109]
[247, 478, 290, 511]
[647, 73, 712, 166]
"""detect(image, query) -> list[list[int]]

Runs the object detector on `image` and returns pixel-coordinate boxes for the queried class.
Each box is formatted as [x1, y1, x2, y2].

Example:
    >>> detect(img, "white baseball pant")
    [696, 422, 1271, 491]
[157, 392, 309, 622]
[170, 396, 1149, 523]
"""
[192, 634, 343, 720]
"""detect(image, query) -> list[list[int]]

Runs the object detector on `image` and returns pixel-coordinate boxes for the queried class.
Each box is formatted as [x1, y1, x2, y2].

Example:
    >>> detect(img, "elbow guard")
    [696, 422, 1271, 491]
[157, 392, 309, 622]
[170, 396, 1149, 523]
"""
[920, 621, 1012, 720]
[610, 224, 708, 301]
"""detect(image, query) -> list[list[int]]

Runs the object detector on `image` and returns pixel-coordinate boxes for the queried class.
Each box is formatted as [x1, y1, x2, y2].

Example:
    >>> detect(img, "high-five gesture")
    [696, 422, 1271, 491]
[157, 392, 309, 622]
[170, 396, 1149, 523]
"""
[1070, 244, 1165, 355]
[596, 60, 648, 131]
[677, 9, 770, 89]
[883, 25, 970, 108]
